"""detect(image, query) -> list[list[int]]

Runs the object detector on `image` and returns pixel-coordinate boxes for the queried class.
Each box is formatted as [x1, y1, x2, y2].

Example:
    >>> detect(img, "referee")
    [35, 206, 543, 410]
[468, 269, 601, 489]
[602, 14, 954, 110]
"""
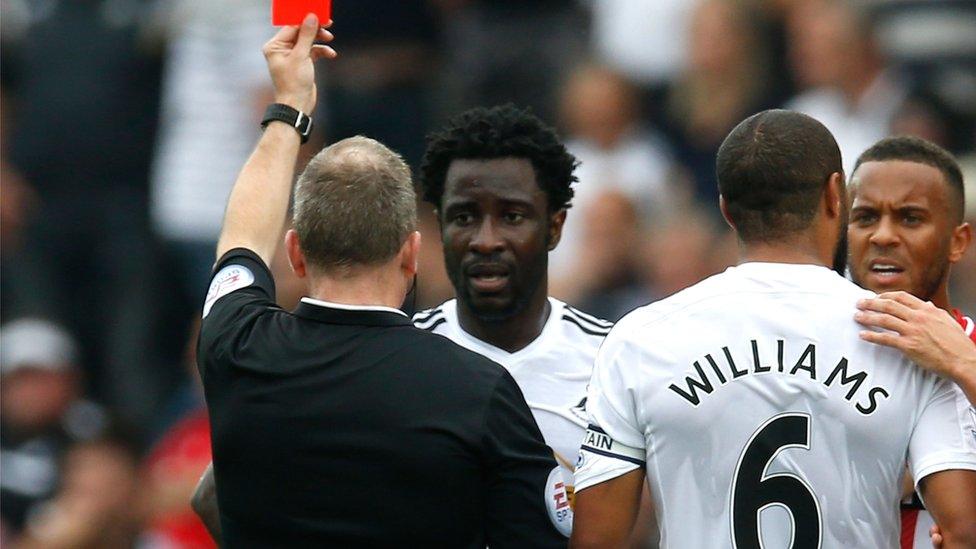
[197, 16, 566, 547]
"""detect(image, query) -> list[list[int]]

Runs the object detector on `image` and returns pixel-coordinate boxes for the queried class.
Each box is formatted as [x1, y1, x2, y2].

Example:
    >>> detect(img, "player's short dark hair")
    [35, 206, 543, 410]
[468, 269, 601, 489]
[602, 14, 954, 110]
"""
[294, 137, 416, 272]
[717, 109, 843, 242]
[853, 136, 966, 222]
[419, 104, 578, 213]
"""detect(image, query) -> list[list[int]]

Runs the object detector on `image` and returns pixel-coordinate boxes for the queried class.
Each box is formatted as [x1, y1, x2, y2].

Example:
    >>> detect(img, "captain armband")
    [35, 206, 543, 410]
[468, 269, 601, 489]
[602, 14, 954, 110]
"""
[578, 425, 646, 467]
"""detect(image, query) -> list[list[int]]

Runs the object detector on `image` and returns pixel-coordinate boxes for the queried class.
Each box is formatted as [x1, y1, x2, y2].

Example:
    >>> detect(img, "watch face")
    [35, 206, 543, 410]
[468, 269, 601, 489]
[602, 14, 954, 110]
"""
[297, 114, 313, 136]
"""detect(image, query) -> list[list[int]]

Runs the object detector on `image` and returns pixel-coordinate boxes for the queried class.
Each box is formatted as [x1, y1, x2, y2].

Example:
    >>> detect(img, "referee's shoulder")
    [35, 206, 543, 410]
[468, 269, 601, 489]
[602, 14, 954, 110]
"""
[406, 326, 505, 376]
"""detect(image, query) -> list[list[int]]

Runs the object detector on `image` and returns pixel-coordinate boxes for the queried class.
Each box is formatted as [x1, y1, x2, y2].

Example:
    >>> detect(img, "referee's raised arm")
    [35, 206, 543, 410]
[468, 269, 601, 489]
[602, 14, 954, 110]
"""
[215, 14, 335, 266]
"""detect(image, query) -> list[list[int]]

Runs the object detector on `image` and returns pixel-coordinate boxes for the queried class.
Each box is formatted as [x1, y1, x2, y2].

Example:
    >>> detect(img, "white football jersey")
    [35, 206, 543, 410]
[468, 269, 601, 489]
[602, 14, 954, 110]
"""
[575, 262, 976, 549]
[414, 298, 609, 481]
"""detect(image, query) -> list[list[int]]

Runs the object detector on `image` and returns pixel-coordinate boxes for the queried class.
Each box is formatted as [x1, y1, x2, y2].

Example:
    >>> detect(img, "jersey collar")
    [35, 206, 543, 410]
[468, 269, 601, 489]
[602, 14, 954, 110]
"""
[732, 261, 835, 276]
[952, 309, 975, 338]
[295, 297, 412, 327]
[448, 297, 563, 359]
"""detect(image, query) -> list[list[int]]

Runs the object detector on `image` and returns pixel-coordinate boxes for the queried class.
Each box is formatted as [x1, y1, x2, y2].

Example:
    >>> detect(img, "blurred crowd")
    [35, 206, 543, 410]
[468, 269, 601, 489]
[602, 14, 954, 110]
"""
[1, 0, 975, 546]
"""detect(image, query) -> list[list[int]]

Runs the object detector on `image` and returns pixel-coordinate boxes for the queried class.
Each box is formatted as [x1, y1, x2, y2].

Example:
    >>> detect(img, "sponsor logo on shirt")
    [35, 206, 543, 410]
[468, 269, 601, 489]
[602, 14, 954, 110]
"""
[569, 396, 589, 424]
[545, 466, 573, 537]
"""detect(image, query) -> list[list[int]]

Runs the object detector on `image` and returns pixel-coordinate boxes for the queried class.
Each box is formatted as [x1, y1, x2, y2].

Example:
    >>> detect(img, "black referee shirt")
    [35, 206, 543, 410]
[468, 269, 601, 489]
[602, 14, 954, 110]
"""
[198, 248, 566, 548]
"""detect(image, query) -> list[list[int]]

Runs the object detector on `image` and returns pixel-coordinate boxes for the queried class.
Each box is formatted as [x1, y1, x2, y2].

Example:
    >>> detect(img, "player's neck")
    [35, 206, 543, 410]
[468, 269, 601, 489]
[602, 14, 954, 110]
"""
[457, 291, 551, 353]
[739, 241, 829, 269]
[305, 270, 407, 311]
[931, 279, 952, 313]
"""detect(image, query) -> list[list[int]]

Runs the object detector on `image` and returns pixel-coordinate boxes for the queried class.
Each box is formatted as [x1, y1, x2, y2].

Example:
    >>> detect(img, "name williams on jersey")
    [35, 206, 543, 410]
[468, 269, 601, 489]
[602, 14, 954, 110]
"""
[668, 339, 889, 415]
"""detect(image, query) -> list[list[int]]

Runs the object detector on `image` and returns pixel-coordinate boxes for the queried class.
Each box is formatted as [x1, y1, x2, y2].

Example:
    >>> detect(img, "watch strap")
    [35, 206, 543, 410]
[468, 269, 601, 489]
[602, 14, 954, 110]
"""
[261, 103, 313, 144]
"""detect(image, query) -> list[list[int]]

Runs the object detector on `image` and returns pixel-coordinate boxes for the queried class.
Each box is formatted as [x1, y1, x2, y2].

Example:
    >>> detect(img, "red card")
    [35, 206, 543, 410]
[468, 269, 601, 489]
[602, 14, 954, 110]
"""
[272, 0, 331, 26]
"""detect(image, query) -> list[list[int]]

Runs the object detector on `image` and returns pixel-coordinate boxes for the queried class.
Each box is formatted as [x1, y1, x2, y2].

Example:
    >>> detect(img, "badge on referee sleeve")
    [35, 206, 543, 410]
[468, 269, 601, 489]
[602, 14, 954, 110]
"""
[203, 264, 255, 317]
[544, 466, 573, 537]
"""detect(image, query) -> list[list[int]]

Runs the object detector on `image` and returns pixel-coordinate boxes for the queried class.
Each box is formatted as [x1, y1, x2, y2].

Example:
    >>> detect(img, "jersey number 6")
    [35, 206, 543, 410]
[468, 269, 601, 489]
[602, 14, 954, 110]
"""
[730, 413, 822, 549]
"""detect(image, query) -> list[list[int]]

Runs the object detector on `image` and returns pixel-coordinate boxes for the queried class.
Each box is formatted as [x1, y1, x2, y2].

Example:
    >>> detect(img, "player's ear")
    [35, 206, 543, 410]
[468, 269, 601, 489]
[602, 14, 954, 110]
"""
[400, 231, 422, 277]
[824, 172, 844, 220]
[285, 229, 308, 279]
[547, 209, 567, 251]
[948, 222, 972, 263]
[719, 195, 736, 231]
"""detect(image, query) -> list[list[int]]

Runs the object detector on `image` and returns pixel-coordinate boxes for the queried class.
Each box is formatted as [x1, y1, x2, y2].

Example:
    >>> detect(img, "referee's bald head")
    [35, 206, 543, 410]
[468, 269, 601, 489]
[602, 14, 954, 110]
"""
[717, 109, 843, 243]
[292, 136, 417, 273]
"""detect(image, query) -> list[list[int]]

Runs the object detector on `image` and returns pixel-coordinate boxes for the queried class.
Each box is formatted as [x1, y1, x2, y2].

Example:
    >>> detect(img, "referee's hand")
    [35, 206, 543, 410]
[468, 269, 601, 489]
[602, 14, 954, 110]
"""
[263, 13, 336, 114]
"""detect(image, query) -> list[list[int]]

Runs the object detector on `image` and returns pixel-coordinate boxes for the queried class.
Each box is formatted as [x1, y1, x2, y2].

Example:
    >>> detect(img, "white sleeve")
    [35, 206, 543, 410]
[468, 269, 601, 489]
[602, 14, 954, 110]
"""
[574, 328, 646, 493]
[909, 378, 976, 489]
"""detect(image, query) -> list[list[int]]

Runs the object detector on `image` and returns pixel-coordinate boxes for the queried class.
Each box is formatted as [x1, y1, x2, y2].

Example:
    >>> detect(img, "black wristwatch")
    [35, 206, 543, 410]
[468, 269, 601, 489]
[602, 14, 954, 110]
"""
[261, 103, 313, 144]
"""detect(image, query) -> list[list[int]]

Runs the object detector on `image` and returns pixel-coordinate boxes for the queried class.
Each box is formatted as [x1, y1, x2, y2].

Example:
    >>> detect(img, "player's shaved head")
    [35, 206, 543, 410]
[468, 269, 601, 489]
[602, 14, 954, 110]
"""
[717, 109, 843, 243]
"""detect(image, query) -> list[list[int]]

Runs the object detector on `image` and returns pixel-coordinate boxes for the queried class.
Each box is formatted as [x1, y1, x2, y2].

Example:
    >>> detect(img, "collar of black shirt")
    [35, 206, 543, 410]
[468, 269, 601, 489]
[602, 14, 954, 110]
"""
[294, 299, 413, 327]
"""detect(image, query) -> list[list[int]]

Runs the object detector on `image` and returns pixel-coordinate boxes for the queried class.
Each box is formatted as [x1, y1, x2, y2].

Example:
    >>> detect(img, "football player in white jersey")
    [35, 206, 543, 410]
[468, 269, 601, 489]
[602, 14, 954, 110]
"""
[415, 105, 656, 542]
[845, 136, 976, 549]
[571, 110, 976, 548]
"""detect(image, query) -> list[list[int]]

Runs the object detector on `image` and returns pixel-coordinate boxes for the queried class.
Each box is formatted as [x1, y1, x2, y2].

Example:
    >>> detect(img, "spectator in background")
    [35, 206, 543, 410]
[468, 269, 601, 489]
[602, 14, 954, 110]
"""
[866, 1, 976, 151]
[321, 0, 438, 167]
[0, 320, 107, 536]
[663, 0, 776, 212]
[563, 191, 649, 321]
[552, 64, 675, 293]
[784, 0, 908, 174]
[645, 209, 731, 300]
[890, 91, 955, 150]
[0, 81, 63, 327]
[140, 393, 212, 548]
[13, 434, 141, 549]
[0, 159, 33, 279]
[588, 0, 695, 122]
[1, 0, 172, 432]
[437, 0, 586, 124]
[0, 154, 56, 326]
[150, 0, 275, 299]
[414, 205, 456, 311]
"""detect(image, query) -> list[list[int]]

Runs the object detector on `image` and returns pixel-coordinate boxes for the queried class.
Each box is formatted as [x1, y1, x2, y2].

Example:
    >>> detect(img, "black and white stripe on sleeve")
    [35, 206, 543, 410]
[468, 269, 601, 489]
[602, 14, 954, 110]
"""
[561, 306, 613, 337]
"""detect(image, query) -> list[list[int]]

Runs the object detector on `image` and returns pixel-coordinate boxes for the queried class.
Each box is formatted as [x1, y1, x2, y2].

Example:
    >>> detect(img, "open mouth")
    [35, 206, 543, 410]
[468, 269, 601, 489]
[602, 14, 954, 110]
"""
[867, 260, 905, 283]
[466, 264, 510, 293]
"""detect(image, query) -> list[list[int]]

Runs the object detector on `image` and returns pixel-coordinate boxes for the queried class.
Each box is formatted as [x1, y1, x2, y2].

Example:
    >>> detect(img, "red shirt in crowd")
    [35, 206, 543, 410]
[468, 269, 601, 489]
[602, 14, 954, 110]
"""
[142, 410, 215, 549]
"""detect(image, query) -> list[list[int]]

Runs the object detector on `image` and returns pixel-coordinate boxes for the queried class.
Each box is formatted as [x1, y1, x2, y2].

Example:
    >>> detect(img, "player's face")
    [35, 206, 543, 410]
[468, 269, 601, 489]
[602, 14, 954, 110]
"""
[440, 158, 555, 321]
[848, 160, 954, 300]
